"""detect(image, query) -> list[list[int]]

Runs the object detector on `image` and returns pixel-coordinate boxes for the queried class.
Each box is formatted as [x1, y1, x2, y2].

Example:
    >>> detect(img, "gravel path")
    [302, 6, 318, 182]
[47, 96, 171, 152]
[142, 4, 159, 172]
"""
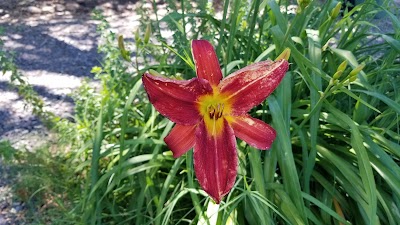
[0, 0, 144, 151]
[0, 17, 98, 151]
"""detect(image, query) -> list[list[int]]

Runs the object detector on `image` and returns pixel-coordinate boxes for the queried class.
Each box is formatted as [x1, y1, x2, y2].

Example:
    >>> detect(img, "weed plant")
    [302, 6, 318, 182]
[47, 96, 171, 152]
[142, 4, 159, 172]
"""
[0, 142, 81, 224]
[0, 29, 56, 125]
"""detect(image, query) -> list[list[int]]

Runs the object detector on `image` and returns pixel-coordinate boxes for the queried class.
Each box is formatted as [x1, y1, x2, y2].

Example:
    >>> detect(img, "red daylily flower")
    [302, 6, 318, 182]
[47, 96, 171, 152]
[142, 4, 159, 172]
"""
[142, 40, 289, 203]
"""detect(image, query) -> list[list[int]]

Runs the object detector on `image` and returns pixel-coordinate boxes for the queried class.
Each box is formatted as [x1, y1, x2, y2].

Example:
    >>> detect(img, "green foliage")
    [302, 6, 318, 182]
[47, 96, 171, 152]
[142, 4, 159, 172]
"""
[0, 141, 80, 225]
[75, 0, 400, 224]
[0, 140, 16, 161]
[12, 0, 398, 224]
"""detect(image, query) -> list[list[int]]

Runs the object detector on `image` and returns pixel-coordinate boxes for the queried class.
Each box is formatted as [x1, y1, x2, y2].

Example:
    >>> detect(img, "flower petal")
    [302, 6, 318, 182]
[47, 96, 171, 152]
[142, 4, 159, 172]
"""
[192, 40, 223, 85]
[194, 119, 238, 203]
[142, 73, 212, 125]
[230, 115, 276, 150]
[164, 124, 196, 158]
[219, 60, 289, 114]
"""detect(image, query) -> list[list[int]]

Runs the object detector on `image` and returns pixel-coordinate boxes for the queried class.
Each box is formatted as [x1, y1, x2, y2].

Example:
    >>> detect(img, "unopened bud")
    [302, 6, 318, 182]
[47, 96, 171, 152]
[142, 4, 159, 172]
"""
[330, 2, 342, 19]
[275, 48, 291, 61]
[332, 70, 343, 80]
[349, 75, 357, 82]
[337, 60, 347, 72]
[297, 0, 311, 10]
[134, 29, 141, 42]
[149, 69, 162, 77]
[118, 35, 126, 51]
[349, 63, 365, 77]
[118, 35, 131, 61]
[240, 20, 248, 30]
[144, 23, 151, 44]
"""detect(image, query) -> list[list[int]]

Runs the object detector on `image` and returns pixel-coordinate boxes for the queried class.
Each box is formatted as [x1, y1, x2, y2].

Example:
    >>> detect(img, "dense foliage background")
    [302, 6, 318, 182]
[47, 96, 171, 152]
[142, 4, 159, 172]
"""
[1, 0, 400, 224]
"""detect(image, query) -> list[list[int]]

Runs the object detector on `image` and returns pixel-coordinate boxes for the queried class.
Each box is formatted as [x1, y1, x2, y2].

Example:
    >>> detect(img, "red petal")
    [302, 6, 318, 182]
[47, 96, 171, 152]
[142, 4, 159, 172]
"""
[194, 119, 238, 203]
[219, 60, 289, 114]
[230, 115, 276, 150]
[142, 73, 212, 125]
[192, 40, 223, 85]
[164, 124, 196, 158]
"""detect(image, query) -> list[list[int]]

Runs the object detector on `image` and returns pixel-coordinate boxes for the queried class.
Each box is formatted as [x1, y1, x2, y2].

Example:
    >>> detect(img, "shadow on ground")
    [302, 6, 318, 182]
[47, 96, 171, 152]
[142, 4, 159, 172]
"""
[0, 0, 140, 17]
[1, 21, 100, 78]
[0, 81, 74, 103]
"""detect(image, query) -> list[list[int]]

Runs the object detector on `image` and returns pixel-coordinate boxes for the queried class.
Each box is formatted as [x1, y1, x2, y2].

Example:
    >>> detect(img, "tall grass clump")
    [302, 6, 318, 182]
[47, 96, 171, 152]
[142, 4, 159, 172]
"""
[66, 0, 400, 224]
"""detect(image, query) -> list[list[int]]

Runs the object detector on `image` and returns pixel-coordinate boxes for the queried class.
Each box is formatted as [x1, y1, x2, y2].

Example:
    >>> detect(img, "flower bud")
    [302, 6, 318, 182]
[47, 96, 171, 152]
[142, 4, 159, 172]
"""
[149, 69, 162, 77]
[337, 60, 347, 72]
[118, 35, 131, 61]
[134, 29, 141, 43]
[349, 63, 365, 77]
[349, 75, 357, 82]
[297, 0, 311, 10]
[275, 48, 291, 61]
[144, 23, 151, 44]
[330, 2, 342, 19]
[332, 70, 343, 80]
[118, 35, 126, 51]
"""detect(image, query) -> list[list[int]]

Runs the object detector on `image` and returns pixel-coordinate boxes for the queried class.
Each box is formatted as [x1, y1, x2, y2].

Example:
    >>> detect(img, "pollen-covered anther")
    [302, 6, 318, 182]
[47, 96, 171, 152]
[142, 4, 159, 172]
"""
[207, 103, 224, 120]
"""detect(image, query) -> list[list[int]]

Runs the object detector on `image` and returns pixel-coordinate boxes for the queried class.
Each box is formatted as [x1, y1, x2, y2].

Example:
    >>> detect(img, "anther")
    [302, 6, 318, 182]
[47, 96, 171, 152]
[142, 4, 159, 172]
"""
[207, 103, 224, 120]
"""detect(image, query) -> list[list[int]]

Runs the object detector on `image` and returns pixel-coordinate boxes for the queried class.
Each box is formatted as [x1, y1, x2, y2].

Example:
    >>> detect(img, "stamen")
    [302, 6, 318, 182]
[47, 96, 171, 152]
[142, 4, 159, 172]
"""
[207, 103, 224, 120]
[210, 108, 215, 119]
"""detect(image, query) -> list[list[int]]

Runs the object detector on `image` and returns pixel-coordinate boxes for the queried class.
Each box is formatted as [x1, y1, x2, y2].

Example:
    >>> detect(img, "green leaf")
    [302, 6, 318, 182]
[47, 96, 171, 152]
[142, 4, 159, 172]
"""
[353, 89, 400, 114]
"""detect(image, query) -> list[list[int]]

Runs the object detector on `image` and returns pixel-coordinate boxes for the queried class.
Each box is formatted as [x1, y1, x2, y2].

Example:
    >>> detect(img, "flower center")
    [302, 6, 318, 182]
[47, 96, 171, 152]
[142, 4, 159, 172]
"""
[197, 88, 232, 136]
[207, 103, 224, 120]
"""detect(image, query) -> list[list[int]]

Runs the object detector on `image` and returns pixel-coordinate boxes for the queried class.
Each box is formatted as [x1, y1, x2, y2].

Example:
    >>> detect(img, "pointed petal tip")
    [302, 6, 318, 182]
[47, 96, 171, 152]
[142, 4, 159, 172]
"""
[231, 115, 277, 150]
[219, 59, 289, 114]
[275, 48, 291, 61]
[194, 119, 237, 205]
[191, 40, 223, 85]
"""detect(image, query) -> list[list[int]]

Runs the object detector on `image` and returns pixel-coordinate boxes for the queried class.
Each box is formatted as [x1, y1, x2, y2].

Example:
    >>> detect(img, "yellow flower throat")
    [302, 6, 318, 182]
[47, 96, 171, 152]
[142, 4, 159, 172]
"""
[197, 87, 233, 136]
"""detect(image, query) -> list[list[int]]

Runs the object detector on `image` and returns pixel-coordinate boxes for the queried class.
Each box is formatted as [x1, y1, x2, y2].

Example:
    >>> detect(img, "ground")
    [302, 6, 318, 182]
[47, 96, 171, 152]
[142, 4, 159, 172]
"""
[0, 0, 148, 150]
[0, 1, 145, 223]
